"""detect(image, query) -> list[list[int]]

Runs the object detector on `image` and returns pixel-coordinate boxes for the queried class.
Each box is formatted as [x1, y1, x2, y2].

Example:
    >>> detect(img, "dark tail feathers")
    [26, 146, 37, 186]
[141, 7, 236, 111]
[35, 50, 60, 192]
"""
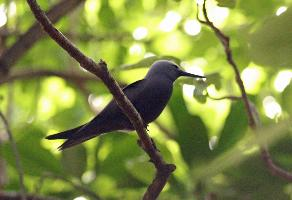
[46, 123, 100, 150]
[58, 134, 96, 150]
[45, 125, 85, 140]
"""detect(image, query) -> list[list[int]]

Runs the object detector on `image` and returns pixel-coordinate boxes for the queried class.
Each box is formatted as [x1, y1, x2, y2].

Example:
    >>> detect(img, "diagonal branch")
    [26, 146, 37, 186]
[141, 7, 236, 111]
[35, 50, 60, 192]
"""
[26, 0, 175, 199]
[0, 0, 85, 76]
[197, 0, 256, 129]
[197, 0, 292, 181]
[0, 112, 26, 200]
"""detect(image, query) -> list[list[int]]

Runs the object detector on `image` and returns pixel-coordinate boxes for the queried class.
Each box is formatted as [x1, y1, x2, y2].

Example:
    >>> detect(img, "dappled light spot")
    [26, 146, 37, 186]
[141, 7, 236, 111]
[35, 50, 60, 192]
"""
[97, 142, 111, 162]
[88, 94, 105, 113]
[196, 0, 204, 6]
[181, 61, 205, 77]
[0, 4, 7, 27]
[38, 96, 56, 119]
[84, 0, 100, 26]
[144, 52, 156, 58]
[209, 136, 218, 150]
[200, 1, 229, 27]
[59, 87, 76, 108]
[159, 11, 182, 32]
[242, 145, 259, 155]
[182, 62, 205, 100]
[183, 19, 201, 36]
[263, 96, 282, 119]
[73, 196, 88, 200]
[37, 78, 77, 119]
[274, 70, 292, 92]
[82, 170, 96, 184]
[8, 1, 16, 17]
[183, 84, 195, 99]
[276, 6, 287, 16]
[129, 43, 145, 56]
[132, 26, 148, 40]
[241, 66, 266, 94]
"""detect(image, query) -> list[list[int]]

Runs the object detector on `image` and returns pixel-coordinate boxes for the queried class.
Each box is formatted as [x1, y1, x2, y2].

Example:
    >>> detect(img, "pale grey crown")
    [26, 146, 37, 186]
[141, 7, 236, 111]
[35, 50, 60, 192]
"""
[145, 60, 181, 81]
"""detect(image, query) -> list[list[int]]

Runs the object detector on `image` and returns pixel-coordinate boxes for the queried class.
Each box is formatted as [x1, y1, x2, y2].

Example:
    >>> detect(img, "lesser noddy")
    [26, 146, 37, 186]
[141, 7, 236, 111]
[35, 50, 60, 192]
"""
[46, 60, 205, 150]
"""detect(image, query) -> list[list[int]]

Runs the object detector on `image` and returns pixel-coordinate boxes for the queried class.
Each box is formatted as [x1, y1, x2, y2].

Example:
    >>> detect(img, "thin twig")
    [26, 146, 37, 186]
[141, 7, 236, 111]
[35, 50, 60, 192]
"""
[39, 173, 101, 200]
[197, 1, 256, 128]
[0, 112, 26, 200]
[26, 0, 175, 199]
[207, 94, 242, 101]
[197, 0, 292, 181]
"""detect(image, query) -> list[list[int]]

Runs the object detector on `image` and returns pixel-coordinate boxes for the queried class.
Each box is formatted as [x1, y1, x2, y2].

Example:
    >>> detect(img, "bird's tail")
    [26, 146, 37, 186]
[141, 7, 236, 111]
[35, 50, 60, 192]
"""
[45, 125, 85, 140]
[46, 121, 104, 150]
[57, 132, 97, 150]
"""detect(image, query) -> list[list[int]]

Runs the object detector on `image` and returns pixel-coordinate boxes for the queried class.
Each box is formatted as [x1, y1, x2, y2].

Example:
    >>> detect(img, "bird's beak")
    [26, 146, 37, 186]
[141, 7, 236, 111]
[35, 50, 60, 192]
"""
[178, 69, 206, 79]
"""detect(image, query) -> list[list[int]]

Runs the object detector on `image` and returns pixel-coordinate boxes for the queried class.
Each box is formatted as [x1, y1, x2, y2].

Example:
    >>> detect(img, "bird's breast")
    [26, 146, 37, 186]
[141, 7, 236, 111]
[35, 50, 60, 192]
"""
[134, 81, 173, 123]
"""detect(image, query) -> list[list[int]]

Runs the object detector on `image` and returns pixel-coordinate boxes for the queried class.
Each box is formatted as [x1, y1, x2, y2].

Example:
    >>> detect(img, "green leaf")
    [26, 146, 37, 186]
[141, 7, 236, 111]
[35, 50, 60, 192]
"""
[282, 83, 292, 115]
[225, 155, 289, 200]
[97, 134, 142, 185]
[249, 7, 292, 68]
[125, 158, 154, 184]
[192, 80, 208, 104]
[206, 73, 222, 90]
[2, 125, 63, 176]
[169, 86, 211, 165]
[50, 106, 87, 131]
[120, 56, 181, 70]
[214, 101, 248, 154]
[216, 0, 236, 8]
[61, 145, 87, 178]
[99, 0, 117, 29]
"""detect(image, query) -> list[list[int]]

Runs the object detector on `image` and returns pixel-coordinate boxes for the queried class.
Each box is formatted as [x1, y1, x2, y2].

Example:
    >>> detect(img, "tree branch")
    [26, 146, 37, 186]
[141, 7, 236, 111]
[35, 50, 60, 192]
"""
[0, 112, 26, 200]
[207, 94, 242, 101]
[38, 173, 101, 200]
[197, 0, 292, 181]
[0, 0, 85, 76]
[0, 69, 98, 85]
[26, 0, 175, 199]
[0, 192, 59, 200]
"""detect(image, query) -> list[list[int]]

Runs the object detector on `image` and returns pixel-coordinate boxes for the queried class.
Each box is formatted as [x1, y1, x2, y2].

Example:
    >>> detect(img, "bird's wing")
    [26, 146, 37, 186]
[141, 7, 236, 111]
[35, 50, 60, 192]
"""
[122, 79, 146, 100]
[56, 79, 147, 150]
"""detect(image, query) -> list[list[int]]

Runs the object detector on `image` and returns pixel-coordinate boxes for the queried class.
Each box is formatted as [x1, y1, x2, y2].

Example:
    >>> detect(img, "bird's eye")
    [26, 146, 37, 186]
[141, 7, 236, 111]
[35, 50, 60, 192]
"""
[172, 64, 179, 69]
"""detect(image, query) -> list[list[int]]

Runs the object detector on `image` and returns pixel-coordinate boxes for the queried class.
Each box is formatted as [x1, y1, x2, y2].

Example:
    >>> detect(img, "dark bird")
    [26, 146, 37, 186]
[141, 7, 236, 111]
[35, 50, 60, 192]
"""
[46, 60, 205, 150]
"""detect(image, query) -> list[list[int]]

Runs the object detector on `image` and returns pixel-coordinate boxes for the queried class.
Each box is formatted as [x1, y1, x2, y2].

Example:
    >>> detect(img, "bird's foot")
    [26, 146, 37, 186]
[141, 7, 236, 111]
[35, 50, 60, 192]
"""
[144, 124, 149, 132]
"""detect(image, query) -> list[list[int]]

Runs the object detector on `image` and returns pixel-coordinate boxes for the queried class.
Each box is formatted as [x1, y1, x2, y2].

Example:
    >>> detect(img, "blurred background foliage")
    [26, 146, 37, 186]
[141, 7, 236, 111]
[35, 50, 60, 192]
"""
[0, 0, 292, 199]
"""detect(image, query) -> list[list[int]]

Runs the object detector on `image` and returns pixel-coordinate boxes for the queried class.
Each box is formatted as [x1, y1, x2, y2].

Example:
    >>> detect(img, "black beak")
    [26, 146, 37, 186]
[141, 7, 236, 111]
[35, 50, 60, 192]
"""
[178, 69, 206, 79]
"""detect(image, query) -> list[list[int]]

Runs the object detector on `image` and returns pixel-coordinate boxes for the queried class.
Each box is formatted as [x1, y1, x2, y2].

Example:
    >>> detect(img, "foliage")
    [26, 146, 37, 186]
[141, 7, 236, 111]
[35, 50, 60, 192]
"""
[0, 0, 292, 199]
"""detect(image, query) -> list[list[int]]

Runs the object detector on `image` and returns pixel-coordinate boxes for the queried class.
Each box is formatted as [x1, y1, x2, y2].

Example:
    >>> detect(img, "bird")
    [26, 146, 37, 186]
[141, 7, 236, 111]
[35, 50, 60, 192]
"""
[46, 60, 205, 150]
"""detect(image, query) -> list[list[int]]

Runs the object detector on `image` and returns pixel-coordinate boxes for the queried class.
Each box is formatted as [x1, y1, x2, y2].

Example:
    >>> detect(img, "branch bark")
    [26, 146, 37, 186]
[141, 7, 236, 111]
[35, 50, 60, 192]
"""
[26, 0, 175, 199]
[197, 0, 292, 181]
[0, 0, 84, 77]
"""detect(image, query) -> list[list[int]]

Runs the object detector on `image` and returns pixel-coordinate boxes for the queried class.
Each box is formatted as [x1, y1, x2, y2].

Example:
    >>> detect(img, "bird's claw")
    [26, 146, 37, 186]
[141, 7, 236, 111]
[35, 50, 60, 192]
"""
[144, 123, 149, 132]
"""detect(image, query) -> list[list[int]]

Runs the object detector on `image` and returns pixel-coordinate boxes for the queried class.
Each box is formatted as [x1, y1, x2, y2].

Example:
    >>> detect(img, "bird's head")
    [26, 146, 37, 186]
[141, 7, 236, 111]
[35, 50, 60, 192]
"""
[145, 60, 205, 82]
